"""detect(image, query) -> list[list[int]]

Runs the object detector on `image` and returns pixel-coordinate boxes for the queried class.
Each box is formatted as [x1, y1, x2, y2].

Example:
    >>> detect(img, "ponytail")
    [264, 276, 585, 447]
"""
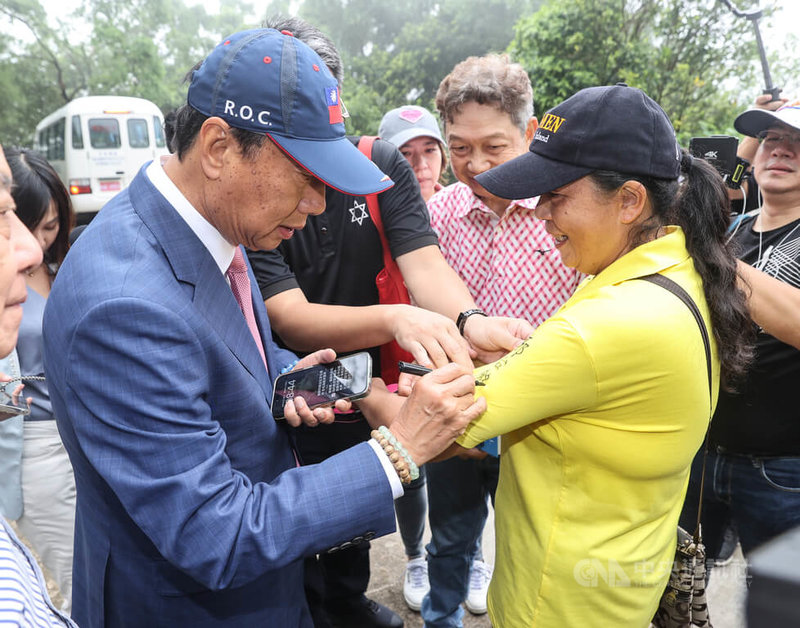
[590, 152, 753, 390]
[673, 149, 753, 389]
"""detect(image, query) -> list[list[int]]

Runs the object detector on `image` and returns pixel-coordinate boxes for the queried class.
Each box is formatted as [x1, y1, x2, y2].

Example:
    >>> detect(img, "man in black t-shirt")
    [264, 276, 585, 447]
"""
[248, 16, 534, 628]
[680, 98, 800, 560]
[248, 136, 430, 628]
[249, 136, 442, 377]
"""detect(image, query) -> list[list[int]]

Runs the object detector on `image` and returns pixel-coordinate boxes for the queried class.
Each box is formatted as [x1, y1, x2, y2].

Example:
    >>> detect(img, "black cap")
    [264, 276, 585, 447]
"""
[475, 84, 681, 199]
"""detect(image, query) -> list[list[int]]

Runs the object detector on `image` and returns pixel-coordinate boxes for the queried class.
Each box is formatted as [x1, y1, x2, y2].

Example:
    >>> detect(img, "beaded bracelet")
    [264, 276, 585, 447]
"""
[370, 426, 420, 484]
[370, 428, 413, 484]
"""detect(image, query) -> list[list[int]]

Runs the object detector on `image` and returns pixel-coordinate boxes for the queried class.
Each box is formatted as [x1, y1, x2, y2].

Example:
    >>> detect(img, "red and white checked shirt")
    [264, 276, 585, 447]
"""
[428, 182, 580, 326]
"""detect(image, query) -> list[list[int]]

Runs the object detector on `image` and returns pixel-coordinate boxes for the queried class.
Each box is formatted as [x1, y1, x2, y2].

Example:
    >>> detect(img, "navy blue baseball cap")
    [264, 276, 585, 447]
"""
[475, 84, 681, 199]
[188, 28, 393, 196]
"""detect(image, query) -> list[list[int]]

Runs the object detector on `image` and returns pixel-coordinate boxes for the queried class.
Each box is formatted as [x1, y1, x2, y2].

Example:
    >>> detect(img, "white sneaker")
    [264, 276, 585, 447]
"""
[465, 559, 492, 615]
[402, 556, 429, 611]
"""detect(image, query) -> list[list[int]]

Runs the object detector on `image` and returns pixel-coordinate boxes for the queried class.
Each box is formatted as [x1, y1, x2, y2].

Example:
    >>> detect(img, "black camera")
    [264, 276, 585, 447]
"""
[688, 135, 748, 189]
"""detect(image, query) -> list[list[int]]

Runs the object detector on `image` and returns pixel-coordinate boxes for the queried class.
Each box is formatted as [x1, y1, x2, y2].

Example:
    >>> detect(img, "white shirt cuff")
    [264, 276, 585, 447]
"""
[367, 438, 405, 499]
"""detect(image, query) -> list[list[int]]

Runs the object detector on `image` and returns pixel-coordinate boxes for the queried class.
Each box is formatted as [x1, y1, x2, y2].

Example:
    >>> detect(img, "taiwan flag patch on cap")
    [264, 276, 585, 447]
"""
[326, 87, 343, 124]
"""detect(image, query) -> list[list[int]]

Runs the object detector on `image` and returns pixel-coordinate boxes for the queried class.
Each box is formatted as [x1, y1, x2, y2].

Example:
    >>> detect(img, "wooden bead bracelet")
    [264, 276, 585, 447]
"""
[371, 426, 420, 484]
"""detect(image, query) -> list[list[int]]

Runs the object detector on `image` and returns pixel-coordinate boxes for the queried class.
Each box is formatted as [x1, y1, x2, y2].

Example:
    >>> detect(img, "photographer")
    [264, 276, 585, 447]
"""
[680, 97, 800, 560]
[729, 93, 788, 210]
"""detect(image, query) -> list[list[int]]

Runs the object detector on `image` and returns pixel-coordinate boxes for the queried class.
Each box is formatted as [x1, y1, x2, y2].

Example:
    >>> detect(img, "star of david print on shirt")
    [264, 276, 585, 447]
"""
[349, 199, 369, 226]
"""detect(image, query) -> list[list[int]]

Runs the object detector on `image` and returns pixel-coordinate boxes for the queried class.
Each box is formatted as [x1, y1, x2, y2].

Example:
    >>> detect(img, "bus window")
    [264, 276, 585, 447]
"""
[54, 118, 65, 160]
[43, 118, 66, 162]
[71, 115, 84, 149]
[89, 119, 121, 149]
[47, 125, 54, 159]
[153, 115, 166, 148]
[37, 128, 48, 157]
[127, 118, 150, 148]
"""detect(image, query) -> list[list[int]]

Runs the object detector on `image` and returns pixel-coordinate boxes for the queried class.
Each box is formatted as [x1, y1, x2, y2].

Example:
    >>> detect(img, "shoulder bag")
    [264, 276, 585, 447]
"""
[643, 274, 713, 628]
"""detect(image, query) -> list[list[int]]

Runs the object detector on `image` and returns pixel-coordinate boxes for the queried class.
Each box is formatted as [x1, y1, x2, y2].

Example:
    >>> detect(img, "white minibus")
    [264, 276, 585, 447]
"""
[34, 96, 169, 223]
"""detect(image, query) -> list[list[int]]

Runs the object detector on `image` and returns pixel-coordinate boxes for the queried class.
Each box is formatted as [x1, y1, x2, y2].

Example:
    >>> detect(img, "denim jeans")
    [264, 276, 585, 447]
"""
[679, 447, 800, 559]
[421, 455, 499, 628]
[395, 465, 427, 558]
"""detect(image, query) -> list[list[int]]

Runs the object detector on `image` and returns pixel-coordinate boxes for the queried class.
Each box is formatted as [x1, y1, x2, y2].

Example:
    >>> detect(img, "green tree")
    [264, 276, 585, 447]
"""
[0, 0, 256, 146]
[83, 0, 255, 112]
[299, 0, 433, 59]
[5, 0, 786, 151]
[0, 0, 92, 144]
[298, 0, 545, 135]
[508, 0, 769, 142]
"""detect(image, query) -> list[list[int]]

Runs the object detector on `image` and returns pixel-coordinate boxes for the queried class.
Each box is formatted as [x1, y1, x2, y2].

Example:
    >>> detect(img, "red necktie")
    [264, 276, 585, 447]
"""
[226, 248, 268, 371]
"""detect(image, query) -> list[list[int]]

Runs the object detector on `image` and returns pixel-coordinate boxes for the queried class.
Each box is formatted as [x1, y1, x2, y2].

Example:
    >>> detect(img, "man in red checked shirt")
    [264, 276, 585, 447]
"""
[421, 54, 581, 628]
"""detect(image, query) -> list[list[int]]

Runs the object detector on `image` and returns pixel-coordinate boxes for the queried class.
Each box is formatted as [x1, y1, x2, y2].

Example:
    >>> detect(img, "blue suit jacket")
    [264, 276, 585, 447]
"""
[43, 168, 396, 627]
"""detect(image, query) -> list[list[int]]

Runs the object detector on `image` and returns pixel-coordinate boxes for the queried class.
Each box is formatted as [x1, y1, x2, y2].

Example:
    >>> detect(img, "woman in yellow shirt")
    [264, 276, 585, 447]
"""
[447, 85, 754, 626]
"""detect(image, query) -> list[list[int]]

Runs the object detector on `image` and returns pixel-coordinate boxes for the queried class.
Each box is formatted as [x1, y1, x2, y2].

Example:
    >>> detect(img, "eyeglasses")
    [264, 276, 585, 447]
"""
[757, 129, 800, 150]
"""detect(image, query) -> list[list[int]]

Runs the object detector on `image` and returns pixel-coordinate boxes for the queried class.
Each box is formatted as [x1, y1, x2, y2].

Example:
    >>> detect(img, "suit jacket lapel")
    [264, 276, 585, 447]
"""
[128, 171, 272, 396]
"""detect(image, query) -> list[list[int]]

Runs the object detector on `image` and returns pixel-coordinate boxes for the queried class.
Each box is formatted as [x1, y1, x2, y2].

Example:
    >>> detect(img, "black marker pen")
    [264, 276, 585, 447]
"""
[398, 361, 486, 386]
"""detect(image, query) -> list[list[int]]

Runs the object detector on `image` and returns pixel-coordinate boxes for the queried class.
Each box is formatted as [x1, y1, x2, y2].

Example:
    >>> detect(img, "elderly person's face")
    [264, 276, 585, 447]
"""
[0, 146, 43, 357]
[752, 122, 800, 198]
[446, 102, 532, 214]
[195, 120, 326, 251]
[534, 176, 645, 276]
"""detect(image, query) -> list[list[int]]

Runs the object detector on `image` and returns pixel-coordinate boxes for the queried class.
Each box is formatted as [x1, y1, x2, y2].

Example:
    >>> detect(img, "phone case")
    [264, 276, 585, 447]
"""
[271, 352, 372, 419]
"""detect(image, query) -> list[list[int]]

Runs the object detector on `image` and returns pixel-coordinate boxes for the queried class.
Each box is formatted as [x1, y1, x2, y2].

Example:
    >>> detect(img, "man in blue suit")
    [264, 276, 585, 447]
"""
[42, 29, 484, 627]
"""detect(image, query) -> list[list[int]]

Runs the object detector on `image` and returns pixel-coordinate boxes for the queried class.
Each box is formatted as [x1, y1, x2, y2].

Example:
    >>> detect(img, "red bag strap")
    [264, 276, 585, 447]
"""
[357, 136, 395, 273]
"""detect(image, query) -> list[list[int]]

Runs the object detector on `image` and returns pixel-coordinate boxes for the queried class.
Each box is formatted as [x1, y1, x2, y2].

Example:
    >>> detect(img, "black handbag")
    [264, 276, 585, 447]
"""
[641, 274, 713, 628]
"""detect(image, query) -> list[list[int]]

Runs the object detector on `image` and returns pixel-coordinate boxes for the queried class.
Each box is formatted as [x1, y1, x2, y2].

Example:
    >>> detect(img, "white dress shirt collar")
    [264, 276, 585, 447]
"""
[145, 160, 235, 274]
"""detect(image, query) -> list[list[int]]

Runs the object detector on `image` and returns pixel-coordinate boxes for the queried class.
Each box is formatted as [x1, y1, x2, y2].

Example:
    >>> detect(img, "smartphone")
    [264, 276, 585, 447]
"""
[271, 352, 372, 419]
